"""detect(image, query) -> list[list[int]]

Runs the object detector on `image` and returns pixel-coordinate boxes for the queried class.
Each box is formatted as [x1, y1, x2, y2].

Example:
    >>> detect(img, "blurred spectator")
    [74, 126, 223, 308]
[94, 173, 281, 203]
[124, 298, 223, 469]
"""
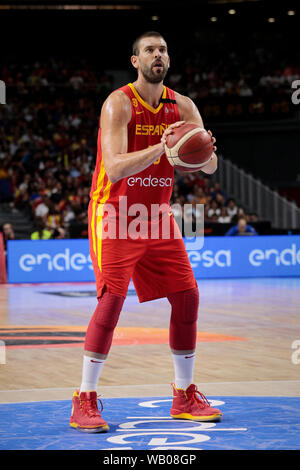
[248, 213, 259, 223]
[68, 203, 88, 238]
[31, 217, 52, 240]
[210, 181, 226, 201]
[1, 222, 15, 249]
[218, 206, 231, 223]
[226, 198, 239, 219]
[207, 199, 221, 218]
[193, 186, 207, 205]
[52, 226, 66, 239]
[32, 195, 50, 219]
[47, 209, 62, 232]
[0, 161, 12, 202]
[225, 216, 258, 236]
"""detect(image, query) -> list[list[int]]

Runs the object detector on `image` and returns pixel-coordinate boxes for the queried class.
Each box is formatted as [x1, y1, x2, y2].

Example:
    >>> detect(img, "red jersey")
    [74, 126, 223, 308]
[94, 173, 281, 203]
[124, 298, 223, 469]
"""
[90, 82, 181, 216]
[88, 83, 197, 301]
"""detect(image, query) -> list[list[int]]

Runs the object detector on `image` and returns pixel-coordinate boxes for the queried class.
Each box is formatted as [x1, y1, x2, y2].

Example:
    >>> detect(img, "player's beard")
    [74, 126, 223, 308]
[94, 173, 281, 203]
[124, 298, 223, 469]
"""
[140, 61, 168, 84]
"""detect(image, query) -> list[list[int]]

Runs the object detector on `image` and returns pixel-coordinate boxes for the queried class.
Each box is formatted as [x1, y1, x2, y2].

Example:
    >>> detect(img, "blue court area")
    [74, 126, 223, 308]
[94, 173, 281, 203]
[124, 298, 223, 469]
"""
[0, 395, 300, 450]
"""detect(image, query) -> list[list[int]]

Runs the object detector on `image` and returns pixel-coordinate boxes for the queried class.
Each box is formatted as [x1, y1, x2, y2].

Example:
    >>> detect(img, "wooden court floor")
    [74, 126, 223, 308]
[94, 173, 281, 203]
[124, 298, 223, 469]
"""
[0, 277, 299, 403]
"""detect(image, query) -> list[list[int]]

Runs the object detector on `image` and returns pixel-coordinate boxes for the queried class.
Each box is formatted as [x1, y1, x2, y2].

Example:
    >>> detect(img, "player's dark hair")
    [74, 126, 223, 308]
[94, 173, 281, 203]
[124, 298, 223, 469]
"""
[132, 31, 166, 56]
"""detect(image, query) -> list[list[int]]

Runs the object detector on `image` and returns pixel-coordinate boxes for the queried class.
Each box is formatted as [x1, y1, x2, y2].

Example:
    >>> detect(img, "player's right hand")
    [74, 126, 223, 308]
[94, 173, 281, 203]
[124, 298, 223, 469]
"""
[161, 121, 185, 145]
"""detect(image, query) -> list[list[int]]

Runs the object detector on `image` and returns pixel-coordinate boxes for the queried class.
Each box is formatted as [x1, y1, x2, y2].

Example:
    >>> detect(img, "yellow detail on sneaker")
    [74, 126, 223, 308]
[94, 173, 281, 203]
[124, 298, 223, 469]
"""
[172, 383, 192, 391]
[70, 421, 109, 431]
[171, 412, 222, 421]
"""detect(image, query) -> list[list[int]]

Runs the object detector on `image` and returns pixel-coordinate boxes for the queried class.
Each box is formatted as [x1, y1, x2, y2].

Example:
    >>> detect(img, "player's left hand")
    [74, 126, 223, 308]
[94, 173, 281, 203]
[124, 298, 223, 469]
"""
[207, 130, 217, 152]
[161, 120, 185, 145]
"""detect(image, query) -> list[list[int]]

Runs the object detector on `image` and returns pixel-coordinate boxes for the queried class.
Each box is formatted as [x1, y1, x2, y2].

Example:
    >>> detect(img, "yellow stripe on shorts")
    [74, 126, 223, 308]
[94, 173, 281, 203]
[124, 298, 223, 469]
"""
[96, 177, 112, 271]
[91, 157, 106, 258]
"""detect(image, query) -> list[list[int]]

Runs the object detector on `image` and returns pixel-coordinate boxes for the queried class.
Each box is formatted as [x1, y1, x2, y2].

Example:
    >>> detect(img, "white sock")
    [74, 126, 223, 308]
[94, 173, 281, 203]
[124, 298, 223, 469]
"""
[79, 355, 105, 393]
[172, 352, 195, 390]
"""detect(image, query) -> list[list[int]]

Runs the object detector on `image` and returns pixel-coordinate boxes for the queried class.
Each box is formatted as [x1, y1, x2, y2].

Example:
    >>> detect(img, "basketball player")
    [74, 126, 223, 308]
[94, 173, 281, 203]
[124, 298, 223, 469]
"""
[70, 31, 222, 432]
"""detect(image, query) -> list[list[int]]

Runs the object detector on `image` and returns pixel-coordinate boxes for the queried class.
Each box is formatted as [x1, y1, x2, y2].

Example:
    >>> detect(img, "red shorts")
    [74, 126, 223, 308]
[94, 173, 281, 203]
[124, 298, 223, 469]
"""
[88, 205, 197, 303]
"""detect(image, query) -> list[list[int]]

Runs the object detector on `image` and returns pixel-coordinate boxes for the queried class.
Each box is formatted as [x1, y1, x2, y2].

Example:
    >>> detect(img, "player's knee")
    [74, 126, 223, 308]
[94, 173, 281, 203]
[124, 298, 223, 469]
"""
[93, 291, 124, 330]
[168, 287, 199, 324]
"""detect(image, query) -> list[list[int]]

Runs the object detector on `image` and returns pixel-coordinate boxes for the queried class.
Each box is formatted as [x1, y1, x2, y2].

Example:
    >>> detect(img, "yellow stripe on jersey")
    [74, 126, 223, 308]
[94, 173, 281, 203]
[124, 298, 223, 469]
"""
[91, 159, 106, 257]
[90, 201, 97, 257]
[96, 178, 112, 271]
[90, 156, 112, 261]
[128, 83, 167, 114]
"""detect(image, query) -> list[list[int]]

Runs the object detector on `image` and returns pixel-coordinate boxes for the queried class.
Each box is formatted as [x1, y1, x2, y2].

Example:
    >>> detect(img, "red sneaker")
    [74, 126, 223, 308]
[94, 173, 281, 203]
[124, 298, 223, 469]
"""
[70, 390, 109, 433]
[170, 383, 222, 422]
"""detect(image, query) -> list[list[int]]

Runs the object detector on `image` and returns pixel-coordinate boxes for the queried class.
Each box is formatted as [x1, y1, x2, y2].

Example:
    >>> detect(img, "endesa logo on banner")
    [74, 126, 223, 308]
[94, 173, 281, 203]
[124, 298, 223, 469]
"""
[187, 235, 300, 279]
[6, 235, 300, 283]
[7, 239, 95, 283]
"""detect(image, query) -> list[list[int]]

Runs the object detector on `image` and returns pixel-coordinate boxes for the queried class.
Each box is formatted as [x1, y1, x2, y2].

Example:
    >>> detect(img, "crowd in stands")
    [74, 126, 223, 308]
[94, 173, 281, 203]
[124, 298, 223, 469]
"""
[170, 173, 258, 236]
[169, 53, 299, 102]
[169, 30, 300, 101]
[0, 57, 106, 239]
[2, 38, 296, 239]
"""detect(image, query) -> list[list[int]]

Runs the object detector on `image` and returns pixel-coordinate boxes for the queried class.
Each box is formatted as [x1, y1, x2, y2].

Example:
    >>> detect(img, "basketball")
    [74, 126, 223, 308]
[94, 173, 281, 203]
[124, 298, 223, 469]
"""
[164, 123, 214, 172]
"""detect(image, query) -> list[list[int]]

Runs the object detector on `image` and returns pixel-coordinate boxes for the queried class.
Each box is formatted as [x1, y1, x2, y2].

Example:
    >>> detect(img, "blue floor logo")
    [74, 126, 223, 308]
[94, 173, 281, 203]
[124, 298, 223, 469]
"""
[0, 395, 300, 450]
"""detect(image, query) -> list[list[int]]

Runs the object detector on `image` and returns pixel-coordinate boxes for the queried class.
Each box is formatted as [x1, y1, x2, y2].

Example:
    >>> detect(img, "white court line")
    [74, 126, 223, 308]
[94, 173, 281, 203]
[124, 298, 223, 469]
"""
[0, 379, 300, 394]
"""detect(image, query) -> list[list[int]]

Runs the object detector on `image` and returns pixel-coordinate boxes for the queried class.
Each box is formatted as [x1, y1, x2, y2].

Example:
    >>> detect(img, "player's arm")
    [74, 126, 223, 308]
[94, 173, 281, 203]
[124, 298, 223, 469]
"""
[175, 92, 218, 175]
[100, 91, 183, 183]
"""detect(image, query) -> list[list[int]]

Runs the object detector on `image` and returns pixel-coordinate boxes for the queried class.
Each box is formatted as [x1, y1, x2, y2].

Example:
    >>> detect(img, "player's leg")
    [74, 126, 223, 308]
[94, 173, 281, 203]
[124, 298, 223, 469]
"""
[70, 289, 125, 433]
[132, 229, 199, 392]
[132, 215, 222, 421]
[70, 210, 145, 432]
[70, 263, 130, 432]
[167, 287, 221, 421]
[80, 288, 125, 392]
[168, 287, 199, 391]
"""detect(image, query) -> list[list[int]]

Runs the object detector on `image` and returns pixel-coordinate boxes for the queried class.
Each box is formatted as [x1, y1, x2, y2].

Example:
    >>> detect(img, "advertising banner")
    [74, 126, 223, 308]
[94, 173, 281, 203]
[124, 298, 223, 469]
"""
[6, 235, 300, 283]
[7, 239, 94, 283]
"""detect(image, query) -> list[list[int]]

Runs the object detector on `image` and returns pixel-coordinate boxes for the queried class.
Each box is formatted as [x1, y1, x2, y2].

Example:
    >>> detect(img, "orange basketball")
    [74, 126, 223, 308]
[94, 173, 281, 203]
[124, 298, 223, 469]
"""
[164, 123, 214, 172]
